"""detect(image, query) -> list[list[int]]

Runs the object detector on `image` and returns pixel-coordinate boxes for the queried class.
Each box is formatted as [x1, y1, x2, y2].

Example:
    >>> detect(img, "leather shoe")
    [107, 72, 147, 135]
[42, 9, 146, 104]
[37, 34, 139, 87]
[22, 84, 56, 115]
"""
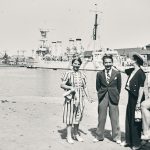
[115, 140, 121, 144]
[93, 138, 104, 143]
[74, 134, 84, 142]
[141, 134, 150, 140]
[132, 146, 141, 150]
[120, 141, 130, 147]
[66, 138, 74, 144]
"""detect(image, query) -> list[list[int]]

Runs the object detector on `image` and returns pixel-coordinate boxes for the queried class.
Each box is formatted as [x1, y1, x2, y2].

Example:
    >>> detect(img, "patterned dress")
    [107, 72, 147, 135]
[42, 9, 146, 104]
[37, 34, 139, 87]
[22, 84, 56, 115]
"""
[61, 70, 87, 125]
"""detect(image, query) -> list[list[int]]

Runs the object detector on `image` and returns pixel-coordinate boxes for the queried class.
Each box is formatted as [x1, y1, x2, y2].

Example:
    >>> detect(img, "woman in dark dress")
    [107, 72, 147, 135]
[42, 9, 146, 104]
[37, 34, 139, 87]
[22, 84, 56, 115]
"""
[115, 53, 146, 150]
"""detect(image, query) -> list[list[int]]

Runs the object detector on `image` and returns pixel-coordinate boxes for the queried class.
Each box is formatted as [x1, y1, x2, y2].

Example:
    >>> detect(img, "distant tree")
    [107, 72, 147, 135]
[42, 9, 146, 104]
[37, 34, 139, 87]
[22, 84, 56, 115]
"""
[3, 52, 9, 64]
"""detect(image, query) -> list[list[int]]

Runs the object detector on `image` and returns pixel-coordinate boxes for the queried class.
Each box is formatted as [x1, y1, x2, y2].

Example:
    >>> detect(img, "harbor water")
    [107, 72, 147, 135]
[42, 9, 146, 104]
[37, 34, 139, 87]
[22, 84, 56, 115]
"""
[0, 67, 96, 97]
[0, 67, 130, 105]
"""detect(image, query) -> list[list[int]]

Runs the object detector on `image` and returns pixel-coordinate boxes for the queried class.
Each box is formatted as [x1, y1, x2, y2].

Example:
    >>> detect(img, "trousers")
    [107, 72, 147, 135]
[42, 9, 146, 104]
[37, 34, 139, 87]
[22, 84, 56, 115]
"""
[96, 92, 121, 141]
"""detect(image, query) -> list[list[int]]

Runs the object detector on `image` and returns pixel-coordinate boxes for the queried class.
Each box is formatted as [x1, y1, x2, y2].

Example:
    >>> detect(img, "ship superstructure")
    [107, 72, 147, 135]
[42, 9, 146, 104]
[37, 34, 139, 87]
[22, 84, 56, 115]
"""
[36, 29, 49, 57]
[27, 4, 121, 70]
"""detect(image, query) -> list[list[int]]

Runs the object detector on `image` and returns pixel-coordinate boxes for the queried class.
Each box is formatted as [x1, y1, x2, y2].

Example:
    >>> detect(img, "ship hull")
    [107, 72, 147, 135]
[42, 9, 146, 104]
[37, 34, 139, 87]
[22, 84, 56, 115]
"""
[26, 59, 104, 71]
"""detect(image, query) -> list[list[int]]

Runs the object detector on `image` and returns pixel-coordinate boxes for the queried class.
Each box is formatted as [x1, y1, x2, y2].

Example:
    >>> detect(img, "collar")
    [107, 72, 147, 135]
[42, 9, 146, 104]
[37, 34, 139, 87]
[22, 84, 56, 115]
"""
[105, 68, 112, 75]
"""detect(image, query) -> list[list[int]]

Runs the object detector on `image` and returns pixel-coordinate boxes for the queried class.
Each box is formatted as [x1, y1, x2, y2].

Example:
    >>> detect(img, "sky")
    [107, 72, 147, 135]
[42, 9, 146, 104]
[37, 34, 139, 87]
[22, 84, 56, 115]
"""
[0, 0, 150, 56]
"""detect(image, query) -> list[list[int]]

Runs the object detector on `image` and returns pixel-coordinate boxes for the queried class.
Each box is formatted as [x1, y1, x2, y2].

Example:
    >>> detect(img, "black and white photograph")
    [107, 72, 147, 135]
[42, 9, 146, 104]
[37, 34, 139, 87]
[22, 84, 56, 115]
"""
[0, 0, 150, 150]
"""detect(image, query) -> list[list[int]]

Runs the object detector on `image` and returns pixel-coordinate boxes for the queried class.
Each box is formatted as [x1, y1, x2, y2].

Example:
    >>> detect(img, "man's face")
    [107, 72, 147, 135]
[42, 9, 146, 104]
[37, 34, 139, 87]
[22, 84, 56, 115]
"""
[103, 58, 113, 70]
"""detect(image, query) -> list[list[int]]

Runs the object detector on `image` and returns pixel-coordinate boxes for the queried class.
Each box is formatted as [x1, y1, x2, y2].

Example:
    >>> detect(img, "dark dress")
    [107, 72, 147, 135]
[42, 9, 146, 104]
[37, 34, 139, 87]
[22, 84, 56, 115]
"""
[125, 68, 146, 147]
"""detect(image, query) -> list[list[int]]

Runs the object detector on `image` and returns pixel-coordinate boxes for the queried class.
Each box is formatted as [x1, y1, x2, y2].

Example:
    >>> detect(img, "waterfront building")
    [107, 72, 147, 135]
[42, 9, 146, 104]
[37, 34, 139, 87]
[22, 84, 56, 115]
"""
[83, 51, 93, 61]
[51, 42, 57, 58]
[66, 39, 84, 61]
[9, 55, 26, 66]
[115, 45, 150, 66]
[50, 41, 63, 61]
[75, 39, 84, 54]
[146, 44, 150, 50]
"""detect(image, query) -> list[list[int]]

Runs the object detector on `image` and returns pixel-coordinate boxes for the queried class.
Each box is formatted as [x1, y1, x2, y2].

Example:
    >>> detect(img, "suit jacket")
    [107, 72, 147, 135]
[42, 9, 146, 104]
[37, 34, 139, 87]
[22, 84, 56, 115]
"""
[96, 69, 121, 105]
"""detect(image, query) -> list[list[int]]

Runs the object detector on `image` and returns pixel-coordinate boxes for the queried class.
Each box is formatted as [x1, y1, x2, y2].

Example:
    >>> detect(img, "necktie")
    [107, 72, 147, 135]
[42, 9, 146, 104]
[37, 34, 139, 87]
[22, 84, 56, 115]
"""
[106, 70, 110, 84]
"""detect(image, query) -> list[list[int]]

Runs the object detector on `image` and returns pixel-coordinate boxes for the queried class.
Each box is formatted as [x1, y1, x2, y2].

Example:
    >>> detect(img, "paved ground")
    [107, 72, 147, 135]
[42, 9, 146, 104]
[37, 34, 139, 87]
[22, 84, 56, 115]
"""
[0, 96, 150, 150]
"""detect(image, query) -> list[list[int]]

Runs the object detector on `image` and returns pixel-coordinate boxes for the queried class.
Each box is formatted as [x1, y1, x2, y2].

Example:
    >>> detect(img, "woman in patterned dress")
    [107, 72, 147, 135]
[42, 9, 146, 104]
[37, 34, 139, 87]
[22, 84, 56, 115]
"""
[60, 57, 92, 144]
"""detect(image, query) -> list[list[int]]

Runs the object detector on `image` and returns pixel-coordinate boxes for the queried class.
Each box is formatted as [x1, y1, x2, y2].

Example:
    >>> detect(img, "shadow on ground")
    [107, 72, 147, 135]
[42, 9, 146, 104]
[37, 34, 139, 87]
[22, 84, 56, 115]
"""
[57, 127, 150, 149]
[88, 128, 125, 141]
[58, 128, 67, 139]
[58, 128, 87, 139]
[140, 141, 150, 150]
[88, 128, 150, 150]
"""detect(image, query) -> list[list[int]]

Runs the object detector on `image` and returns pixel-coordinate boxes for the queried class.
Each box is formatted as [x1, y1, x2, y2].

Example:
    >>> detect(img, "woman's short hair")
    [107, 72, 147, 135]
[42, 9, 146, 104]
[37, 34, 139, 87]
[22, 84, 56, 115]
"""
[102, 54, 113, 63]
[72, 57, 82, 65]
[132, 54, 143, 66]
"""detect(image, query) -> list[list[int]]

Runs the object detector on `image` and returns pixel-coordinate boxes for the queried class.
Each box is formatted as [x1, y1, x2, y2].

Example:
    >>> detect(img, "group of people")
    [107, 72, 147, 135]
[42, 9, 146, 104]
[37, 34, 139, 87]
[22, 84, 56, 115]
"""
[60, 53, 150, 150]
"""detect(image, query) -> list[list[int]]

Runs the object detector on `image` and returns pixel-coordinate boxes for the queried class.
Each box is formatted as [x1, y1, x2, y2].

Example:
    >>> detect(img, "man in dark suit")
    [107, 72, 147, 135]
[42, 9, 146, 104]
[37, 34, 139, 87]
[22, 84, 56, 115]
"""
[93, 54, 122, 144]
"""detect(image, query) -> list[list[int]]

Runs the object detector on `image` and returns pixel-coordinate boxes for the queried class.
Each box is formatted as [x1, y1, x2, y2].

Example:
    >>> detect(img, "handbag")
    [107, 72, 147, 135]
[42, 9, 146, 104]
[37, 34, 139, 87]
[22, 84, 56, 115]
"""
[63, 90, 72, 103]
[135, 107, 142, 122]
[63, 90, 76, 103]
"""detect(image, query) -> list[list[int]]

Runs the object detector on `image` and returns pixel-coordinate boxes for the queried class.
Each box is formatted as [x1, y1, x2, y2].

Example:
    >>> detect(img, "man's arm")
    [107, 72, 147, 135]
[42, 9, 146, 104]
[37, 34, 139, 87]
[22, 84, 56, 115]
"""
[96, 72, 101, 92]
[117, 72, 121, 94]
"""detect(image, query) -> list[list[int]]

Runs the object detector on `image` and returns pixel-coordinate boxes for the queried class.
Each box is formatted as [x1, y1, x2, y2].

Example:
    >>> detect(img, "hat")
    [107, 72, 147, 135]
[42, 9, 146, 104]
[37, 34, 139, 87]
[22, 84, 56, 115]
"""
[132, 52, 144, 65]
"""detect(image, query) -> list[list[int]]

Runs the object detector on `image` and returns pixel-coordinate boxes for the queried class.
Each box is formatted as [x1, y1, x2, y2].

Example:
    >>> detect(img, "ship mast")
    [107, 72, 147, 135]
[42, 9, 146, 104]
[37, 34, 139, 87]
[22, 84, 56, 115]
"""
[92, 3, 102, 51]
[93, 4, 98, 41]
[36, 29, 49, 56]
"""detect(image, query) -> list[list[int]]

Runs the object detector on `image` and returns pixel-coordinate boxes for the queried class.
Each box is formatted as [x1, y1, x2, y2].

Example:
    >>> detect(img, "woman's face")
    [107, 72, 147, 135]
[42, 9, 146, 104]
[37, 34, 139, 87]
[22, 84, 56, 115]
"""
[72, 60, 81, 71]
[130, 57, 136, 66]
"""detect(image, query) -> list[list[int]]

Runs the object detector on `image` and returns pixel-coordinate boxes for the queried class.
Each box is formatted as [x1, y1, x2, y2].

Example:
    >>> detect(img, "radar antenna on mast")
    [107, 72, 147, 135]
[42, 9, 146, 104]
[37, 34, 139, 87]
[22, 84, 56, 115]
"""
[90, 3, 102, 51]
[37, 29, 49, 56]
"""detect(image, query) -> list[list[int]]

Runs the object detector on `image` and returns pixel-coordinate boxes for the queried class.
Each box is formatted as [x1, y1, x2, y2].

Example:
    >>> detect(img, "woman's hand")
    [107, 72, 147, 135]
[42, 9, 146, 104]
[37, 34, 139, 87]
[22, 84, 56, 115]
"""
[136, 102, 141, 109]
[112, 65, 126, 73]
[87, 96, 94, 103]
